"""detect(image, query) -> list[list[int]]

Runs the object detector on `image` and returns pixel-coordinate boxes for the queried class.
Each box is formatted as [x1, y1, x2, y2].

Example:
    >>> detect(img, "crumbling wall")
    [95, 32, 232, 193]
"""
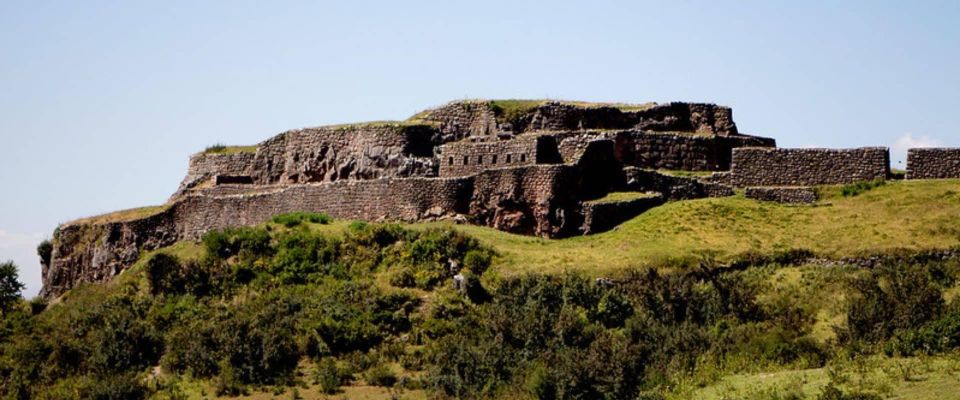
[629, 102, 739, 135]
[906, 148, 960, 179]
[44, 177, 474, 299]
[469, 165, 582, 237]
[416, 100, 743, 139]
[744, 187, 819, 204]
[622, 168, 734, 200]
[581, 194, 664, 235]
[413, 100, 499, 141]
[248, 124, 441, 185]
[611, 131, 775, 171]
[720, 147, 890, 187]
[42, 209, 180, 299]
[174, 152, 257, 196]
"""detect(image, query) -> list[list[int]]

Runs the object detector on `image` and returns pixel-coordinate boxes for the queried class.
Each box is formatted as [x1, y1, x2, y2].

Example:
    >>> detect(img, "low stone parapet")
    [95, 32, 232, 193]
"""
[745, 186, 819, 204]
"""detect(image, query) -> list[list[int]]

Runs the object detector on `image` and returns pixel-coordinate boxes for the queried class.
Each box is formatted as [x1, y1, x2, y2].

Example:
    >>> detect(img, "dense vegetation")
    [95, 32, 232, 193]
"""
[3, 208, 960, 399]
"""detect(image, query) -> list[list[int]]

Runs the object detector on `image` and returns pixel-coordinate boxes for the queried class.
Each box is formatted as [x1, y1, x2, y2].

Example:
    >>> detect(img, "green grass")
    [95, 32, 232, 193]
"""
[68, 204, 172, 225]
[409, 99, 658, 123]
[320, 120, 438, 130]
[686, 354, 960, 400]
[656, 169, 719, 178]
[403, 179, 960, 277]
[587, 191, 660, 204]
[840, 178, 886, 197]
[203, 144, 258, 155]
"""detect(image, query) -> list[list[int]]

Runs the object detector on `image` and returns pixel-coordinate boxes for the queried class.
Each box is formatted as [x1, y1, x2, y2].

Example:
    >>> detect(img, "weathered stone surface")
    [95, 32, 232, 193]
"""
[906, 148, 960, 179]
[416, 100, 745, 140]
[718, 147, 890, 187]
[744, 187, 819, 204]
[623, 168, 734, 200]
[437, 135, 547, 177]
[581, 194, 664, 235]
[175, 152, 256, 197]
[172, 124, 444, 198]
[45, 98, 842, 299]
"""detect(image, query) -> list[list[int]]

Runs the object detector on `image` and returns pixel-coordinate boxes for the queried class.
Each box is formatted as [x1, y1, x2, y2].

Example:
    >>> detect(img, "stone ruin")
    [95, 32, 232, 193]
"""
[39, 99, 960, 298]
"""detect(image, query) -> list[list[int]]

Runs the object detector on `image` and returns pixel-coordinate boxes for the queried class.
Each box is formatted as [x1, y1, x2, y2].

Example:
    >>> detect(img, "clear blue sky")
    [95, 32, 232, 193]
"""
[2, 1, 958, 297]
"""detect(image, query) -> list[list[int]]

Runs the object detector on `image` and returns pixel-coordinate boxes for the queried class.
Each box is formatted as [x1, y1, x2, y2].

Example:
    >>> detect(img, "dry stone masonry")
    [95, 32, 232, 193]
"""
[906, 148, 960, 179]
[744, 187, 820, 204]
[715, 147, 890, 187]
[43, 98, 954, 298]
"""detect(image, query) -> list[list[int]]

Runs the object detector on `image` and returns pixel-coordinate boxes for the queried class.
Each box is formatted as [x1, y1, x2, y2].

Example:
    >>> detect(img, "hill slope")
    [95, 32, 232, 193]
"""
[5, 179, 960, 400]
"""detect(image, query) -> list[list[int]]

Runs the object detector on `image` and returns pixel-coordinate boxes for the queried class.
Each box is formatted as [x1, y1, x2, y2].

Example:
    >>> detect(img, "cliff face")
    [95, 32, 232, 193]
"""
[44, 99, 774, 299]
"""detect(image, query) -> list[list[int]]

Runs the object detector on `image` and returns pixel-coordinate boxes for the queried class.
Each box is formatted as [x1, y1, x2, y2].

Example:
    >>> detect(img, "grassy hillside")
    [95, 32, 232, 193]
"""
[315, 179, 960, 276]
[5, 180, 960, 400]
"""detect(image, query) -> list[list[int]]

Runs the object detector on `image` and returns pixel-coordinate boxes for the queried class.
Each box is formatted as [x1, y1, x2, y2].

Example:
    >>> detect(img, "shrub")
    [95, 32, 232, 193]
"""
[364, 363, 397, 387]
[843, 264, 944, 343]
[840, 179, 885, 197]
[272, 212, 332, 227]
[463, 248, 495, 275]
[272, 231, 340, 283]
[314, 357, 342, 394]
[215, 360, 246, 396]
[37, 240, 53, 266]
[147, 253, 183, 296]
[204, 143, 226, 153]
[202, 227, 272, 262]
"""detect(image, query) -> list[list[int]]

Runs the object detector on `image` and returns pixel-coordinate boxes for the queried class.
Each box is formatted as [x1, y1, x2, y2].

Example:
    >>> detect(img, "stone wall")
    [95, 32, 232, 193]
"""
[470, 165, 582, 237]
[906, 148, 960, 179]
[437, 136, 546, 177]
[611, 131, 776, 171]
[174, 151, 256, 196]
[623, 168, 735, 200]
[173, 124, 446, 198]
[413, 100, 500, 141]
[45, 164, 592, 298]
[248, 123, 441, 185]
[744, 187, 819, 204]
[416, 100, 744, 139]
[720, 147, 890, 187]
[581, 194, 664, 234]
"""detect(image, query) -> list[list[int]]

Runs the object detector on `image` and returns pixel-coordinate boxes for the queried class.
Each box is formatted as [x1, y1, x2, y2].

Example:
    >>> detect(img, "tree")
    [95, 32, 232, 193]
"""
[0, 261, 25, 313]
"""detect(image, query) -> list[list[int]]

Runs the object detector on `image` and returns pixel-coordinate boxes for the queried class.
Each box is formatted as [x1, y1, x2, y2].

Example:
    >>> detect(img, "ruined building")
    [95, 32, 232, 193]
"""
[41, 99, 960, 298]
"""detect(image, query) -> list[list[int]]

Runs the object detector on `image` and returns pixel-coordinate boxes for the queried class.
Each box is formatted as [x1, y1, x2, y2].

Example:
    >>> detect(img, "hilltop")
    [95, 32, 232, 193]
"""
[12, 98, 960, 399]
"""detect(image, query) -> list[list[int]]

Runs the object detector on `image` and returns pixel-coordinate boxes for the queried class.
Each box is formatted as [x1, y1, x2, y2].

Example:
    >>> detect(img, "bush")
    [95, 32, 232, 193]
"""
[840, 179, 885, 197]
[202, 227, 272, 262]
[147, 253, 183, 296]
[272, 212, 332, 227]
[37, 240, 53, 266]
[364, 363, 397, 387]
[843, 264, 944, 343]
[204, 143, 226, 153]
[82, 373, 149, 400]
[314, 357, 342, 394]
